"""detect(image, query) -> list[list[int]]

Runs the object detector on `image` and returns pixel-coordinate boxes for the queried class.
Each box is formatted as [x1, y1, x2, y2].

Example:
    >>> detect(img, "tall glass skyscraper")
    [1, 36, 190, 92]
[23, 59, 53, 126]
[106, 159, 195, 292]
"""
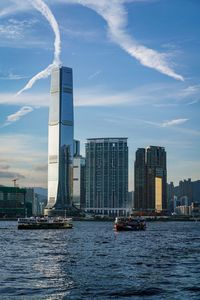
[85, 138, 128, 216]
[134, 146, 167, 212]
[44, 66, 74, 216]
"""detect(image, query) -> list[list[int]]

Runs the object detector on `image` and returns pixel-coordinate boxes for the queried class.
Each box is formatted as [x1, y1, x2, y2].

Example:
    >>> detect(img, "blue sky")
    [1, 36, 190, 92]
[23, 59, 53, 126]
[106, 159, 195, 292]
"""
[0, 0, 199, 189]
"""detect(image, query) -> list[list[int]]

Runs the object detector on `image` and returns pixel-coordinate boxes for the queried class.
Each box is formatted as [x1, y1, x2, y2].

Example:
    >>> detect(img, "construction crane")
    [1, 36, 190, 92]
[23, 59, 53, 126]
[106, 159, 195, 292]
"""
[12, 178, 19, 188]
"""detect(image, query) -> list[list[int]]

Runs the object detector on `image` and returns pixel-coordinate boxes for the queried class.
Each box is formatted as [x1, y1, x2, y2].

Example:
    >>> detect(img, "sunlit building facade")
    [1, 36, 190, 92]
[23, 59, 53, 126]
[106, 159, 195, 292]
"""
[134, 146, 167, 212]
[45, 66, 74, 216]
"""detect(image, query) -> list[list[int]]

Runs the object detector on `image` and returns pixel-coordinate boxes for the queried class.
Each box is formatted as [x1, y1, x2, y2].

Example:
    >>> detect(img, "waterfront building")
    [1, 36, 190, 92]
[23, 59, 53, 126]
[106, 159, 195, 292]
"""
[167, 181, 175, 209]
[85, 138, 128, 216]
[0, 186, 26, 218]
[73, 155, 86, 209]
[134, 146, 167, 213]
[44, 66, 74, 216]
[134, 148, 146, 210]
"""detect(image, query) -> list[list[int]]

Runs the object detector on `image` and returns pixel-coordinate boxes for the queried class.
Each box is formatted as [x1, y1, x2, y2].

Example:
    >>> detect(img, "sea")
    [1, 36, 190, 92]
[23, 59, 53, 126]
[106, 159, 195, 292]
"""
[0, 221, 200, 300]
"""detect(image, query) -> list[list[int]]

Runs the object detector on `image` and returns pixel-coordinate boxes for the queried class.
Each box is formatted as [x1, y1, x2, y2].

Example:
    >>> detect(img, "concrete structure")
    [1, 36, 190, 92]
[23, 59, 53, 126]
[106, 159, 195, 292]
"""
[73, 155, 86, 209]
[134, 146, 167, 213]
[45, 66, 74, 216]
[85, 138, 128, 216]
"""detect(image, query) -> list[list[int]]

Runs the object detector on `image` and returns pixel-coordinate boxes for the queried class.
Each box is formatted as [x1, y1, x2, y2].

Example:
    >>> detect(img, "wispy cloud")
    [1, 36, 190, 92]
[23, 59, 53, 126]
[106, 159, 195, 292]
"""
[0, 93, 50, 106]
[0, 70, 28, 80]
[1, 81, 200, 108]
[0, 1, 31, 18]
[3, 106, 33, 126]
[0, 133, 47, 187]
[162, 118, 189, 127]
[0, 18, 38, 40]
[0, 170, 25, 179]
[2, 0, 184, 97]
[143, 119, 200, 136]
[33, 164, 48, 172]
[58, 0, 184, 80]
[88, 70, 102, 80]
[0, 164, 10, 170]
[16, 0, 61, 95]
[161, 119, 189, 127]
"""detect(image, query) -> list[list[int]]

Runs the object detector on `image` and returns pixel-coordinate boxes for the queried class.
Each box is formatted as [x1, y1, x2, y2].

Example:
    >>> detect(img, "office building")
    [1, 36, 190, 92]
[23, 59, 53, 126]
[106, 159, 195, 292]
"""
[134, 146, 167, 212]
[73, 155, 86, 209]
[85, 138, 128, 216]
[74, 139, 80, 157]
[45, 66, 74, 216]
[0, 186, 26, 218]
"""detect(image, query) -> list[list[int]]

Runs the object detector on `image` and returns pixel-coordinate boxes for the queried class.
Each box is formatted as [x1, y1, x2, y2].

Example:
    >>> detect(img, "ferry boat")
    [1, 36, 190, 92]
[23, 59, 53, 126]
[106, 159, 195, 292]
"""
[114, 217, 146, 231]
[18, 217, 73, 230]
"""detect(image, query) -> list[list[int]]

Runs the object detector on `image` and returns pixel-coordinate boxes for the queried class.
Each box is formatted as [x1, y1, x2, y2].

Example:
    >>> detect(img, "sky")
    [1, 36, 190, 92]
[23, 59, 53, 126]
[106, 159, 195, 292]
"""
[0, 0, 200, 189]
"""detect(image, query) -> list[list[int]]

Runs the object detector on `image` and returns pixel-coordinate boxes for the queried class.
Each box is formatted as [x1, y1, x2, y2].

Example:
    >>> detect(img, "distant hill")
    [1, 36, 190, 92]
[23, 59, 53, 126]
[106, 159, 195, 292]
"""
[34, 187, 47, 197]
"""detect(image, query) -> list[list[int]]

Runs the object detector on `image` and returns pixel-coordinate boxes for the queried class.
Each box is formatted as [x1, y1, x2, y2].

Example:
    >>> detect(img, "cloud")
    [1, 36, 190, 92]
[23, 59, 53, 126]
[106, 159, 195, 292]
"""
[0, 93, 50, 106]
[162, 118, 189, 127]
[2, 0, 184, 97]
[74, 82, 200, 107]
[88, 70, 102, 80]
[0, 0, 31, 18]
[0, 164, 10, 170]
[143, 119, 200, 136]
[0, 170, 25, 179]
[0, 18, 37, 40]
[3, 106, 33, 126]
[0, 133, 47, 187]
[16, 0, 61, 95]
[1, 81, 200, 109]
[0, 70, 28, 80]
[33, 164, 48, 172]
[57, 0, 183, 81]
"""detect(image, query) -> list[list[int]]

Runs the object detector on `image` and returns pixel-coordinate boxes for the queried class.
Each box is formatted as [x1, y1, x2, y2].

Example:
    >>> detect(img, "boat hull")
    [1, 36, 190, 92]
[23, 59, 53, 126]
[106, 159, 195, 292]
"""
[18, 223, 73, 230]
[115, 224, 146, 231]
[114, 217, 146, 232]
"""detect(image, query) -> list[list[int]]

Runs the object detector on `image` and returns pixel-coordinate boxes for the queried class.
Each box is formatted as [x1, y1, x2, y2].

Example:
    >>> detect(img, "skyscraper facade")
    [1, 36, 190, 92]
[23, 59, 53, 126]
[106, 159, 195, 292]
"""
[134, 146, 167, 212]
[85, 138, 128, 216]
[45, 66, 74, 216]
[73, 155, 86, 209]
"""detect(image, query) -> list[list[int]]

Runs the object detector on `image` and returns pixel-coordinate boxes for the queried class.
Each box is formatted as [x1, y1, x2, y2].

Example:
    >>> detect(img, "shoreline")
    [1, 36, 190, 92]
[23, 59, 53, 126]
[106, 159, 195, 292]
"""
[0, 217, 199, 222]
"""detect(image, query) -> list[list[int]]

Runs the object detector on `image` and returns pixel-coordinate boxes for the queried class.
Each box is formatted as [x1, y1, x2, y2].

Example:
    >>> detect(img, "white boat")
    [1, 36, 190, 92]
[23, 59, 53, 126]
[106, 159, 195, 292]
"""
[18, 216, 73, 230]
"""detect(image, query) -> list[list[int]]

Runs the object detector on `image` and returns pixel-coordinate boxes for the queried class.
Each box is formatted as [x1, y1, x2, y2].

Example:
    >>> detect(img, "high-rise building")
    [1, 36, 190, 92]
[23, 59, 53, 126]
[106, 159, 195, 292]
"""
[85, 138, 128, 216]
[73, 155, 86, 209]
[74, 139, 80, 157]
[45, 66, 74, 216]
[134, 146, 167, 212]
[0, 186, 26, 218]
[134, 148, 146, 210]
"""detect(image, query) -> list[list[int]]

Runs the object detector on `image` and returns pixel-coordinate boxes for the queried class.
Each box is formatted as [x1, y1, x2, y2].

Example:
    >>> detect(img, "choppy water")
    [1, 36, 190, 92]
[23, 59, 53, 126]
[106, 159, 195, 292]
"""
[0, 221, 200, 300]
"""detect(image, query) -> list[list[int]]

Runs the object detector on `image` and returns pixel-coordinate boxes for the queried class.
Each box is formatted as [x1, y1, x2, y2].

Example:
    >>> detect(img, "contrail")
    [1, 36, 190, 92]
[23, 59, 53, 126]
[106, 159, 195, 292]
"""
[17, 0, 183, 96]
[16, 0, 61, 95]
[60, 0, 184, 81]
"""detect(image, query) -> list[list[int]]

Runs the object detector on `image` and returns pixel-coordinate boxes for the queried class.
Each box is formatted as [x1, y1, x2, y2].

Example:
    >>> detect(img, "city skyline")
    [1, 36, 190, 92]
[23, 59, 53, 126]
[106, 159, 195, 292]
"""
[0, 0, 200, 189]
